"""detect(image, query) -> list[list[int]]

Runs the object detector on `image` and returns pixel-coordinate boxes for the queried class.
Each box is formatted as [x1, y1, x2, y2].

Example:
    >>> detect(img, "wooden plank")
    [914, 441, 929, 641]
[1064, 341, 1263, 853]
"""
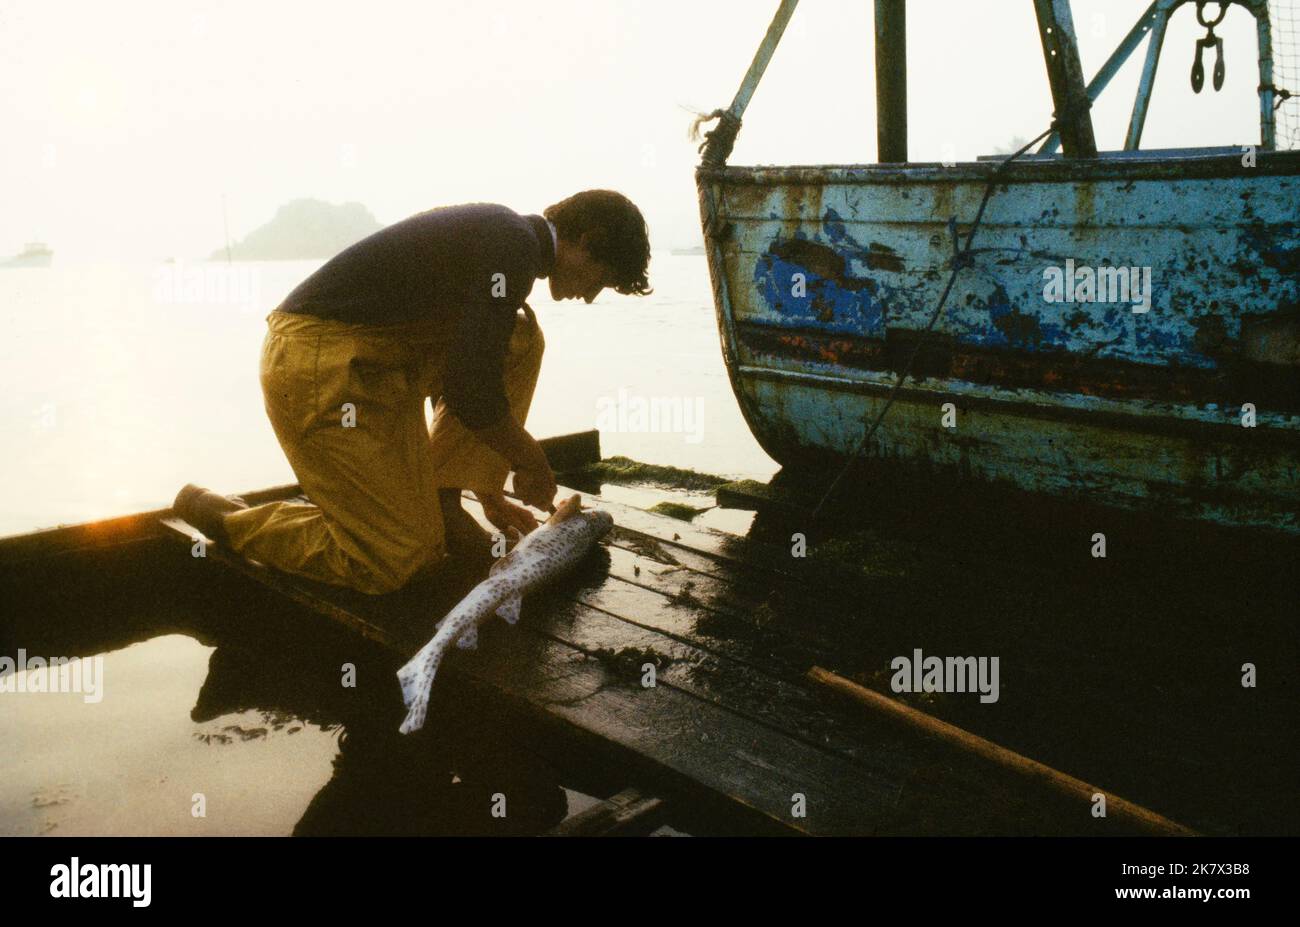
[0, 481, 311, 566]
[457, 500, 1139, 823]
[451, 621, 901, 835]
[1033, 0, 1097, 158]
[137, 480, 1208, 835]
[459, 497, 910, 753]
[461, 495, 1289, 834]
[809, 666, 1200, 837]
[0, 508, 172, 565]
[466, 491, 1117, 702]
[577, 492, 796, 576]
[874, 0, 907, 163]
[460, 495, 957, 701]
[10, 442, 1286, 835]
[165, 483, 925, 780]
[534, 592, 964, 795]
[488, 484, 1052, 629]
[474, 491, 850, 669]
[153, 516, 913, 835]
[486, 486, 878, 593]
[561, 482, 1293, 718]
[459, 614, 1067, 835]
[0, 431, 596, 566]
[545, 788, 669, 836]
[538, 429, 602, 473]
[147, 479, 1249, 836]
[462, 497, 1084, 749]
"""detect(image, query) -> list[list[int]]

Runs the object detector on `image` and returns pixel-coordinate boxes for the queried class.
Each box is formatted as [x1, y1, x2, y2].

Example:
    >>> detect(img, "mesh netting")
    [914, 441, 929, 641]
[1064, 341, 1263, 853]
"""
[1272, 0, 1300, 148]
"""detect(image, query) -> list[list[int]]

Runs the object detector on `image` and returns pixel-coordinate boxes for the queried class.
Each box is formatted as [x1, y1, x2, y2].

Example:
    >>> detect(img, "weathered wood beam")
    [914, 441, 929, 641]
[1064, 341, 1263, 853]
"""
[874, 0, 908, 163]
[1033, 0, 1097, 158]
[0, 431, 600, 565]
[545, 788, 669, 836]
[808, 666, 1199, 837]
[537, 429, 602, 473]
[1125, 7, 1170, 150]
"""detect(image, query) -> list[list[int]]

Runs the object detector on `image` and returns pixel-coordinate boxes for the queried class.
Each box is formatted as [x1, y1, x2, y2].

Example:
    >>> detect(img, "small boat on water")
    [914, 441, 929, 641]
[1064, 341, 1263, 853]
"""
[694, 0, 1300, 534]
[0, 242, 52, 269]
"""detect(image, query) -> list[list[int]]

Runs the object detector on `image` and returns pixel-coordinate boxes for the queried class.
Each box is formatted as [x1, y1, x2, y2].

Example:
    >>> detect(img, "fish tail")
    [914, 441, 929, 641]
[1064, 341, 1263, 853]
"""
[396, 643, 444, 735]
[395, 592, 500, 734]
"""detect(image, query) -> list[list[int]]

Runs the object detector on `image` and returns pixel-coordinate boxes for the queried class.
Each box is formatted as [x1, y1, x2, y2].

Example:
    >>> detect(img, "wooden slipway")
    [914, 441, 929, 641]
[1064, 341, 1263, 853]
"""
[149, 487, 1170, 834]
[157, 484, 906, 836]
[2, 430, 1207, 836]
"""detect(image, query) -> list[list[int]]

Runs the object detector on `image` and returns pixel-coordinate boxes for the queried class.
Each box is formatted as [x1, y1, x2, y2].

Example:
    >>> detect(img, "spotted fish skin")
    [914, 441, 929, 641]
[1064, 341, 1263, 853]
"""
[396, 498, 613, 734]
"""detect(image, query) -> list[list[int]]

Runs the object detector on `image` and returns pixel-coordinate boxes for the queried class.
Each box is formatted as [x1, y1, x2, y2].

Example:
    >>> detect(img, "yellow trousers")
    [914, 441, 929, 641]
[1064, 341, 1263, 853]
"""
[223, 308, 544, 595]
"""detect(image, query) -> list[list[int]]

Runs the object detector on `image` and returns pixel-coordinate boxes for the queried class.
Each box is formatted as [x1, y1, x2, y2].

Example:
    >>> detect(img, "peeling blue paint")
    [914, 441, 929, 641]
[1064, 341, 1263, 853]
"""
[702, 159, 1300, 533]
[753, 231, 888, 336]
[741, 182, 1297, 371]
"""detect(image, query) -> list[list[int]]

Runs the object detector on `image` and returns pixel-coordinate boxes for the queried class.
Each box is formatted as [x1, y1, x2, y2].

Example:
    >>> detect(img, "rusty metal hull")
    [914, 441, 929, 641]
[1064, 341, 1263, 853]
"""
[697, 154, 1300, 533]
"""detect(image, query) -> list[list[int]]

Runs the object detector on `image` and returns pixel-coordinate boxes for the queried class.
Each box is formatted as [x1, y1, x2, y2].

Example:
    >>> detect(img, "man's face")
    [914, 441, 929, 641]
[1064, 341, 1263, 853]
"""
[550, 234, 615, 304]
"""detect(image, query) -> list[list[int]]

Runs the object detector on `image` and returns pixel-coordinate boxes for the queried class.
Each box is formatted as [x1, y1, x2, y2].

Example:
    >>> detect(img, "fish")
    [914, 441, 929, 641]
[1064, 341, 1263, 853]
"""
[396, 493, 613, 734]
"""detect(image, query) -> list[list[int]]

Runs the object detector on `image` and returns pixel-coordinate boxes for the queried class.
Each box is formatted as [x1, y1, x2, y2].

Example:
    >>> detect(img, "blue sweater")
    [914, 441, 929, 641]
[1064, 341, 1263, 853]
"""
[279, 203, 554, 429]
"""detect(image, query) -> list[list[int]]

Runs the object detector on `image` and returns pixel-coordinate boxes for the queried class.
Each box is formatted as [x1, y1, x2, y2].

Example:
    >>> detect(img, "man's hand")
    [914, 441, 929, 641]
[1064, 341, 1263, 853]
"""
[476, 489, 539, 536]
[475, 413, 556, 509]
[469, 414, 556, 512]
[512, 463, 557, 513]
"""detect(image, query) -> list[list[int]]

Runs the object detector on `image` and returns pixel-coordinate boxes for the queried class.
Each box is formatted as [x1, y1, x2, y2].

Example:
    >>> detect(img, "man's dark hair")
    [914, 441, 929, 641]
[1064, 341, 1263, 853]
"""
[544, 190, 652, 296]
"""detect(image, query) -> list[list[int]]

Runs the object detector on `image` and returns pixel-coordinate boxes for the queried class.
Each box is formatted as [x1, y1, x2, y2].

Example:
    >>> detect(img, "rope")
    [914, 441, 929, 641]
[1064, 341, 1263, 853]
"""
[691, 109, 743, 168]
[691, 0, 802, 168]
[808, 119, 1069, 522]
[1261, 82, 1296, 107]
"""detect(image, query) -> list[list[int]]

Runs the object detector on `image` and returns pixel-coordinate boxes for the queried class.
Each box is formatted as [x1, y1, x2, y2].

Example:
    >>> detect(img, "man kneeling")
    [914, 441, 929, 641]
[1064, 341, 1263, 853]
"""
[175, 190, 651, 595]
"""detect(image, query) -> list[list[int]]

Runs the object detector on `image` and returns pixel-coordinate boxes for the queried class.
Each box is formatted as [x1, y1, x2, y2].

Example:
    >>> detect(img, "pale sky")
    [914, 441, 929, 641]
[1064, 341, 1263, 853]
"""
[0, 0, 1274, 260]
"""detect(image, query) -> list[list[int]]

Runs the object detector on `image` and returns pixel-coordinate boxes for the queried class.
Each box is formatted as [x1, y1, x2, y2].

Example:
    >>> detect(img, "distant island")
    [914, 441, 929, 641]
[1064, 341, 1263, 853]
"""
[669, 244, 706, 256]
[0, 242, 53, 269]
[212, 199, 382, 260]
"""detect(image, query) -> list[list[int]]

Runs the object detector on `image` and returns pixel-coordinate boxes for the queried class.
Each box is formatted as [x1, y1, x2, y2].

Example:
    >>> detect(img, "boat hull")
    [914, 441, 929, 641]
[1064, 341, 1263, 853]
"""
[697, 154, 1300, 533]
[0, 254, 52, 269]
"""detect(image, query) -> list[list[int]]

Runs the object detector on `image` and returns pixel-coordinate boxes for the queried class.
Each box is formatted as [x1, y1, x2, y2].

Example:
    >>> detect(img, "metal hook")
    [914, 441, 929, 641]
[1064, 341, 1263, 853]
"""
[1195, 1, 1226, 29]
[1191, 2, 1227, 94]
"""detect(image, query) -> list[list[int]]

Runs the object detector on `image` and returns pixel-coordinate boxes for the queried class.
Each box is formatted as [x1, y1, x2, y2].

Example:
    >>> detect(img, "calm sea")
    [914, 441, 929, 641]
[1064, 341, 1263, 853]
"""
[0, 252, 776, 536]
[0, 252, 771, 835]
